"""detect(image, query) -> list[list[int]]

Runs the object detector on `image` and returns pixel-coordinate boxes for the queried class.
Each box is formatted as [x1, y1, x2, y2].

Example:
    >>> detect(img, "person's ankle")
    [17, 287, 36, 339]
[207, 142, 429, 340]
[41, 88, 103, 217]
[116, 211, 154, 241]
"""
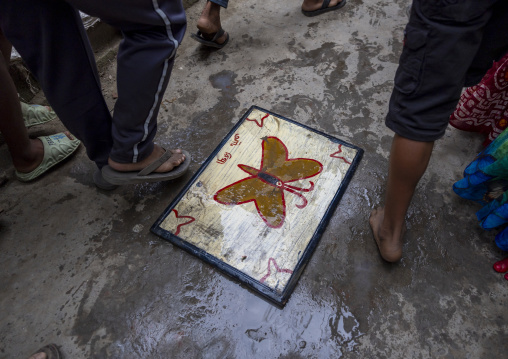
[13, 139, 44, 172]
[378, 224, 402, 247]
[208, 1, 220, 12]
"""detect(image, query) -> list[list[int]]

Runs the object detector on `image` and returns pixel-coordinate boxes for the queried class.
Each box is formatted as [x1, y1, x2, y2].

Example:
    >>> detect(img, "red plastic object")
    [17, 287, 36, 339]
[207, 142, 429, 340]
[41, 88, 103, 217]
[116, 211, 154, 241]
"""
[493, 258, 508, 273]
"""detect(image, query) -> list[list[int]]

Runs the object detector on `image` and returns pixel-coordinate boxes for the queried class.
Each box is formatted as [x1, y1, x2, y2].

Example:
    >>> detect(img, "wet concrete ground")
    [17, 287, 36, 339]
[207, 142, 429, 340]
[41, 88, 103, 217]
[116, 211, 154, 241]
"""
[1, 0, 507, 358]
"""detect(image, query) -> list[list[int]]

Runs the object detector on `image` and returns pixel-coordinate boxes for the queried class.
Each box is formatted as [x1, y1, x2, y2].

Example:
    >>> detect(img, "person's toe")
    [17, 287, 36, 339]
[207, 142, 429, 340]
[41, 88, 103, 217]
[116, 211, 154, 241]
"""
[28, 352, 47, 359]
[63, 131, 75, 140]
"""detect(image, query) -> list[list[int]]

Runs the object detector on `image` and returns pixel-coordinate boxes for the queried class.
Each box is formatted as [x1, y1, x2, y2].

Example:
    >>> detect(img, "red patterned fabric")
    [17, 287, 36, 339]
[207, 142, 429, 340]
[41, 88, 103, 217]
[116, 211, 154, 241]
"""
[450, 53, 508, 147]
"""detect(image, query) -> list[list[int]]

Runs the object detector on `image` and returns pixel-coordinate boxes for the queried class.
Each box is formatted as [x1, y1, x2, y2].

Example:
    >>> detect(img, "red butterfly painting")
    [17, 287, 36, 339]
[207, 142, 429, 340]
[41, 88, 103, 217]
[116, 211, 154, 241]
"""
[214, 137, 323, 228]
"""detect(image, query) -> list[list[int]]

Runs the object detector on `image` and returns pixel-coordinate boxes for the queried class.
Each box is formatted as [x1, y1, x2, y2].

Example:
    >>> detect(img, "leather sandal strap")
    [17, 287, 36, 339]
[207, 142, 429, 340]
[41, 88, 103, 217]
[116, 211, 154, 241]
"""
[322, 0, 331, 10]
[137, 148, 172, 176]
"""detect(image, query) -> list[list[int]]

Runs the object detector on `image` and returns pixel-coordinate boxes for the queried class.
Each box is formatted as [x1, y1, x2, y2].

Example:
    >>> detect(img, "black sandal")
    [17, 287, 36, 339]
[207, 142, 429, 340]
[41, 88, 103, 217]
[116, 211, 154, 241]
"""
[191, 28, 230, 49]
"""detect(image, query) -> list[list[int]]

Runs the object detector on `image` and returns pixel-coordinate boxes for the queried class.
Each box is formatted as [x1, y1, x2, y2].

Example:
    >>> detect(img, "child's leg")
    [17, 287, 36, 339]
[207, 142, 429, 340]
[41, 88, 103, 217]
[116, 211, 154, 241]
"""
[370, 135, 434, 262]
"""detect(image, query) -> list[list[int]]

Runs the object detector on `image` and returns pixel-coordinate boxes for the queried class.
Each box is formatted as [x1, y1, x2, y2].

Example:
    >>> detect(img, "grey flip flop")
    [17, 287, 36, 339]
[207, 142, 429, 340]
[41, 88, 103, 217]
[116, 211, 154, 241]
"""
[101, 149, 191, 185]
[191, 28, 229, 49]
[93, 169, 119, 190]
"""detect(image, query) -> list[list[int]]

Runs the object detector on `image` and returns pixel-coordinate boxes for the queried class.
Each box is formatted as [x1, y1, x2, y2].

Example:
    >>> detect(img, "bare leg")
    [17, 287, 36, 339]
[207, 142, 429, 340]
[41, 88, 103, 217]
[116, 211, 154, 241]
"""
[0, 35, 45, 173]
[0, 28, 12, 64]
[196, 1, 228, 45]
[1, 30, 56, 128]
[370, 134, 434, 262]
[301, 0, 343, 12]
[0, 29, 76, 175]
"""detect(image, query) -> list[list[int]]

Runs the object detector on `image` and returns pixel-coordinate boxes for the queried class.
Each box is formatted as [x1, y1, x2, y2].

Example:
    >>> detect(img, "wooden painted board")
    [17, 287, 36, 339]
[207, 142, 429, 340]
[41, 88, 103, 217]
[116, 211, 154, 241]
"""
[151, 106, 363, 306]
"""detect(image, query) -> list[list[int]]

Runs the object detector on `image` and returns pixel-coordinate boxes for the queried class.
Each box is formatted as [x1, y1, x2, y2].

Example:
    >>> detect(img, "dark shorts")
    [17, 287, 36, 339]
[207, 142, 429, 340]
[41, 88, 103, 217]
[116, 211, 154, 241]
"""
[386, 0, 508, 142]
[211, 0, 228, 9]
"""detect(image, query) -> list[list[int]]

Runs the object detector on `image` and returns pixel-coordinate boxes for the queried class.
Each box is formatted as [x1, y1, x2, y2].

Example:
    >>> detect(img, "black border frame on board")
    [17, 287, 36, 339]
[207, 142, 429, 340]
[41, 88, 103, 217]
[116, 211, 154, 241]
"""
[151, 105, 364, 307]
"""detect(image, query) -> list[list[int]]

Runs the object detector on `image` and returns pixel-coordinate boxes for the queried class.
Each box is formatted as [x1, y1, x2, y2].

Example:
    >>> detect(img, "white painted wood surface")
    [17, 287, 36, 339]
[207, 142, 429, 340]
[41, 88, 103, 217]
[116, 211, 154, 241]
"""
[160, 109, 358, 293]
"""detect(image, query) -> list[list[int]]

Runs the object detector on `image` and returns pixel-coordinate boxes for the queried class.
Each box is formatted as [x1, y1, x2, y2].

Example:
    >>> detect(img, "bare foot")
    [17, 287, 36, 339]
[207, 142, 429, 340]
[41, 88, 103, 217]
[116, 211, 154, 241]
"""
[14, 132, 75, 174]
[369, 207, 405, 262]
[28, 353, 46, 359]
[301, 0, 343, 12]
[196, 1, 228, 45]
[108, 144, 185, 173]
